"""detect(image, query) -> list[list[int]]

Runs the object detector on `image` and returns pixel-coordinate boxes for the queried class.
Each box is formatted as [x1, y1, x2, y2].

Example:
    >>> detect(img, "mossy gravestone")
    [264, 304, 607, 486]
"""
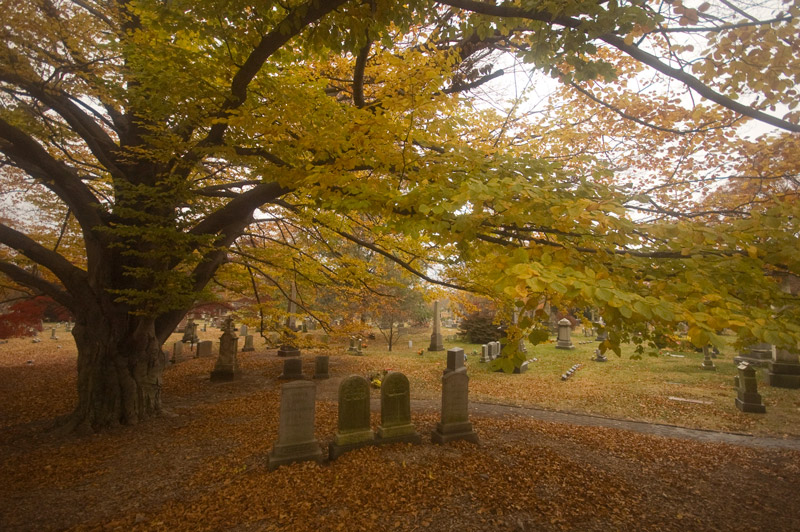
[211, 318, 240, 382]
[196, 340, 213, 358]
[329, 376, 375, 459]
[377, 372, 421, 444]
[242, 334, 255, 352]
[268, 381, 323, 470]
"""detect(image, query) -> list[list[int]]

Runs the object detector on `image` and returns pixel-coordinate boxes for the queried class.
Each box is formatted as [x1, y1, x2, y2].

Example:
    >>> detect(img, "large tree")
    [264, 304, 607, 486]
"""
[1, 0, 797, 430]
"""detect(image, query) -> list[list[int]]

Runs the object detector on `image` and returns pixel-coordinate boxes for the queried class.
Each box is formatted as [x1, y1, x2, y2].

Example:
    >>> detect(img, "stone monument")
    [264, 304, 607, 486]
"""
[555, 318, 575, 350]
[242, 334, 255, 352]
[735, 362, 766, 413]
[210, 317, 240, 381]
[196, 340, 213, 358]
[376, 372, 421, 444]
[313, 355, 329, 379]
[268, 381, 323, 470]
[182, 319, 199, 344]
[701, 345, 716, 371]
[428, 301, 444, 352]
[329, 375, 375, 459]
[443, 347, 464, 375]
[767, 348, 800, 388]
[279, 357, 303, 380]
[432, 349, 479, 444]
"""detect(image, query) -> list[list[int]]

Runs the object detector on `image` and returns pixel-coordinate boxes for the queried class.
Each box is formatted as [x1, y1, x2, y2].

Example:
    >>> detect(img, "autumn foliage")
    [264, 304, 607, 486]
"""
[0, 296, 71, 339]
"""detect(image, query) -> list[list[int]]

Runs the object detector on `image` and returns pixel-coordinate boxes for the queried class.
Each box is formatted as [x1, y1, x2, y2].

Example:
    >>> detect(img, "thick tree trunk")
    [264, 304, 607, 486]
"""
[64, 308, 166, 432]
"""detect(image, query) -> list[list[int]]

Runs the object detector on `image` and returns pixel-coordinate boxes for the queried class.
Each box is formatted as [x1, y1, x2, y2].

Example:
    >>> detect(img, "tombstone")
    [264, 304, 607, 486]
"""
[408, 340, 413, 349]
[512, 309, 527, 354]
[376, 372, 421, 444]
[202, 322, 207, 332]
[277, 284, 301, 356]
[513, 361, 530, 374]
[210, 317, 240, 381]
[701, 345, 716, 371]
[50, 327, 57, 340]
[242, 334, 255, 352]
[555, 318, 575, 350]
[268, 381, 324, 470]
[182, 319, 199, 344]
[277, 336, 301, 357]
[428, 301, 444, 352]
[595, 321, 608, 342]
[480, 344, 489, 363]
[593, 348, 608, 362]
[65, 322, 72, 333]
[347, 337, 359, 354]
[172, 341, 184, 362]
[329, 375, 375, 459]
[239, 324, 248, 337]
[313, 355, 330, 380]
[733, 343, 772, 367]
[443, 347, 465, 375]
[735, 362, 766, 413]
[432, 359, 479, 444]
[196, 340, 213, 358]
[767, 348, 800, 389]
[279, 357, 303, 380]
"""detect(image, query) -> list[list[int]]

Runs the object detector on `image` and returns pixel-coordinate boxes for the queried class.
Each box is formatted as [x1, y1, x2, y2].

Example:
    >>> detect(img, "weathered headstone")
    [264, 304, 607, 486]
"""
[595, 321, 608, 342]
[50, 327, 58, 340]
[767, 348, 800, 389]
[239, 324, 248, 337]
[182, 319, 199, 344]
[268, 381, 323, 470]
[242, 334, 255, 352]
[279, 357, 303, 380]
[432, 357, 479, 444]
[196, 340, 213, 358]
[555, 318, 575, 350]
[735, 362, 766, 413]
[408, 340, 413, 349]
[202, 322, 207, 332]
[376, 372, 421, 444]
[172, 341, 184, 362]
[65, 322, 72, 332]
[480, 344, 489, 363]
[428, 301, 444, 352]
[210, 317, 240, 381]
[347, 337, 359, 354]
[329, 375, 375, 459]
[593, 348, 608, 362]
[313, 355, 329, 380]
[443, 347, 465, 374]
[701, 345, 716, 371]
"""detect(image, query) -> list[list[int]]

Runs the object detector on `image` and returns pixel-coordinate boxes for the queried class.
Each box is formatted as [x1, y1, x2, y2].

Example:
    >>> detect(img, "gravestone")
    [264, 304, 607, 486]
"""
[242, 334, 255, 352]
[50, 327, 58, 340]
[701, 345, 716, 371]
[428, 301, 444, 352]
[443, 347, 465, 375]
[65, 322, 72, 332]
[268, 381, 323, 470]
[432, 359, 479, 444]
[329, 375, 375, 459]
[182, 319, 199, 344]
[735, 362, 766, 413]
[313, 355, 329, 379]
[767, 348, 800, 389]
[202, 322, 207, 332]
[347, 337, 359, 354]
[555, 318, 575, 350]
[172, 341, 184, 362]
[734, 343, 772, 367]
[210, 317, 240, 381]
[239, 324, 248, 337]
[279, 357, 303, 380]
[196, 340, 213, 358]
[376, 372, 421, 444]
[408, 340, 413, 349]
[595, 321, 608, 342]
[593, 348, 608, 362]
[512, 309, 527, 354]
[480, 344, 489, 363]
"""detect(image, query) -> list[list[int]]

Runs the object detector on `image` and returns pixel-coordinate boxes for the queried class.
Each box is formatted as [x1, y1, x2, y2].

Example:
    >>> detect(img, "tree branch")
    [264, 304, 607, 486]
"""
[0, 261, 75, 310]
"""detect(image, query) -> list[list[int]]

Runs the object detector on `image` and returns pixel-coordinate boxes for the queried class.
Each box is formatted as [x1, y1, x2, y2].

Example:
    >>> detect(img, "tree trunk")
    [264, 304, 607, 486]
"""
[64, 308, 166, 432]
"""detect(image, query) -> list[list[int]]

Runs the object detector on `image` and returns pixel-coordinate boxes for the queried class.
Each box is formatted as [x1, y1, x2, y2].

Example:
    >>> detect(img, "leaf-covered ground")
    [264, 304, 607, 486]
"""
[1, 333, 799, 531]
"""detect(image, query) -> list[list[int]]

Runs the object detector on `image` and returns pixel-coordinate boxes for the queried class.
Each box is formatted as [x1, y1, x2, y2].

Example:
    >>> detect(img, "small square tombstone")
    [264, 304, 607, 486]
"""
[376, 372, 421, 444]
[242, 334, 255, 352]
[202, 322, 207, 332]
[443, 347, 465, 375]
[347, 337, 359, 354]
[239, 324, 248, 338]
[313, 355, 330, 380]
[329, 375, 375, 459]
[50, 327, 58, 340]
[268, 381, 324, 470]
[480, 344, 489, 363]
[196, 340, 213, 358]
[408, 340, 413, 349]
[735, 362, 766, 413]
[555, 318, 575, 350]
[210, 317, 240, 381]
[432, 363, 479, 444]
[65, 322, 72, 333]
[701, 345, 716, 371]
[279, 357, 303, 380]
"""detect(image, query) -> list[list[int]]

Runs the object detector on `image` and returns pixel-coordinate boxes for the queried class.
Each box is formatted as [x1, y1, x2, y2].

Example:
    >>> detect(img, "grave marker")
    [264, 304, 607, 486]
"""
[432, 352, 478, 444]
[242, 334, 255, 352]
[313, 355, 329, 379]
[210, 317, 240, 381]
[377, 372, 421, 444]
[555, 318, 575, 350]
[268, 381, 323, 470]
[767, 348, 800, 388]
[279, 357, 303, 380]
[428, 301, 444, 352]
[196, 340, 213, 358]
[329, 375, 375, 459]
[735, 362, 766, 413]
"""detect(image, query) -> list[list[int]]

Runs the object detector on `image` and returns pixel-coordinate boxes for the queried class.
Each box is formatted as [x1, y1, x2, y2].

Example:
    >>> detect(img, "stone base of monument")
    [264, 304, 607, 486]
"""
[277, 345, 301, 357]
[278, 358, 303, 380]
[733, 355, 769, 368]
[735, 396, 766, 414]
[268, 440, 324, 471]
[431, 421, 479, 444]
[593, 350, 608, 362]
[555, 342, 575, 350]
[701, 360, 716, 371]
[767, 371, 800, 389]
[328, 431, 376, 460]
[376, 425, 422, 445]
[210, 367, 240, 382]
